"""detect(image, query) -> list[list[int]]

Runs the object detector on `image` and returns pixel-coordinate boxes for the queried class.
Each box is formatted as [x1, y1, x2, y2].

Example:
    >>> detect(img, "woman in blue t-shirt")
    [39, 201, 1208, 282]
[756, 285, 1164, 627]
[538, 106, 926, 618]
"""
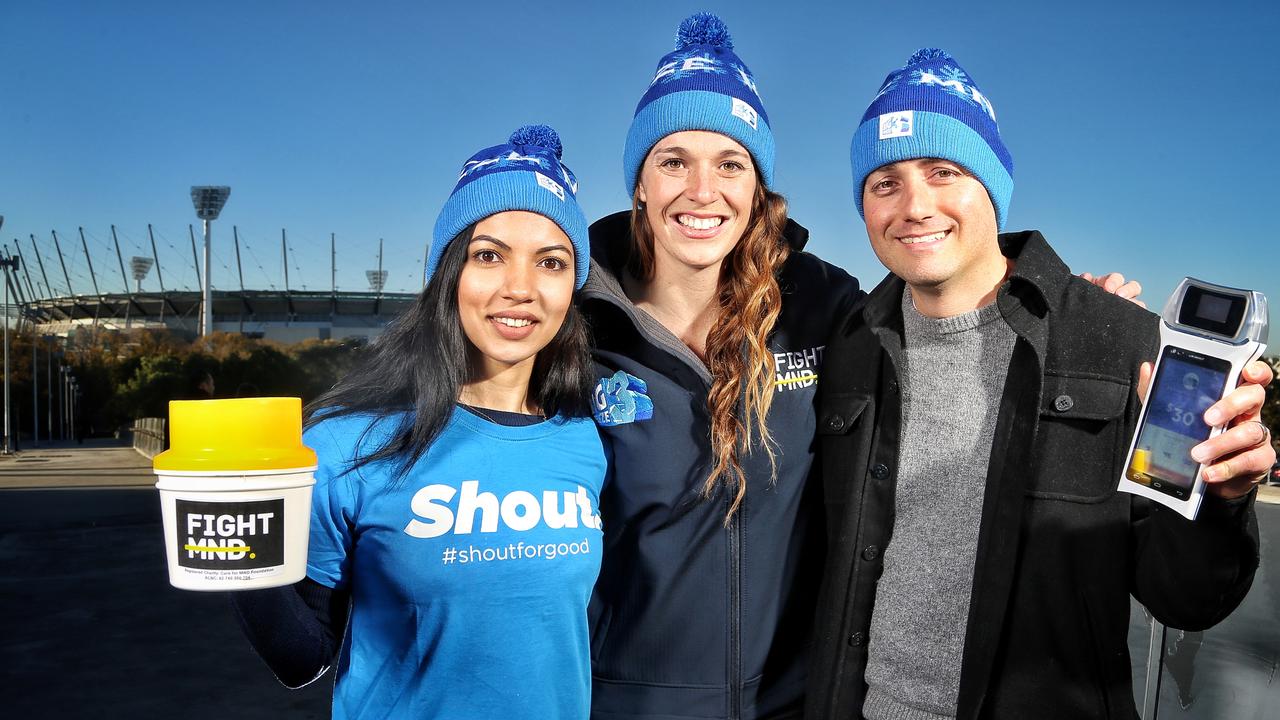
[233, 125, 607, 720]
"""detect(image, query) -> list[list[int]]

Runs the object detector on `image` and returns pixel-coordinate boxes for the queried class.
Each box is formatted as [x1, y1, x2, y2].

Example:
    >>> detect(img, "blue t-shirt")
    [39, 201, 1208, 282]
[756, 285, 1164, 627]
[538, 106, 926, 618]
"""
[305, 407, 607, 719]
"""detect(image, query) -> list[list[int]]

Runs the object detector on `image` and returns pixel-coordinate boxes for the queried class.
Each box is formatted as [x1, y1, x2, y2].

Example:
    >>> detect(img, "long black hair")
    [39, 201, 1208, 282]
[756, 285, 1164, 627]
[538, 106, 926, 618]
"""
[305, 224, 594, 479]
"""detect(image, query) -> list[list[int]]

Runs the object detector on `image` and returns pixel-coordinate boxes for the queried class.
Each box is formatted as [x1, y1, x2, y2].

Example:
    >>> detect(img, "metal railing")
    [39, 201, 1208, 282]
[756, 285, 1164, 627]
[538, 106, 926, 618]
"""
[131, 417, 166, 459]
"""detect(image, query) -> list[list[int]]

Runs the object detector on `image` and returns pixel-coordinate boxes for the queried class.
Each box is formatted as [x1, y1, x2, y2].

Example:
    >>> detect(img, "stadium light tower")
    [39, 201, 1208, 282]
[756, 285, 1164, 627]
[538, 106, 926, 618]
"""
[190, 186, 230, 337]
[366, 270, 388, 294]
[130, 256, 154, 292]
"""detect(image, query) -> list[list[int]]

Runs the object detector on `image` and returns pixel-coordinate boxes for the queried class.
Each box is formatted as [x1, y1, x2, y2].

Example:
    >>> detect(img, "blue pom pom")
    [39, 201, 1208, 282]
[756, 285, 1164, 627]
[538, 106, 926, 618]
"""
[509, 124, 563, 159]
[676, 12, 733, 50]
[907, 48, 953, 65]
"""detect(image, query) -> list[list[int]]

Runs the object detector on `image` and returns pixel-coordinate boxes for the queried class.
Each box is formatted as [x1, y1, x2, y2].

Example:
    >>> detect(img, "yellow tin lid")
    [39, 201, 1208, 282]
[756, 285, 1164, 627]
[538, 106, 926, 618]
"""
[153, 397, 318, 472]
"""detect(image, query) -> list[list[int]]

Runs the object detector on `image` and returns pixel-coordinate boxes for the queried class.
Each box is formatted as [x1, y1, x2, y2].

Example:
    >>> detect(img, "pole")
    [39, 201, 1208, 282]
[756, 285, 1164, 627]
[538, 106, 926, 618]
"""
[4, 246, 27, 306]
[148, 225, 167, 293]
[234, 226, 245, 334]
[148, 224, 166, 324]
[32, 337, 37, 446]
[30, 235, 52, 301]
[78, 228, 102, 328]
[234, 227, 245, 293]
[51, 230, 74, 297]
[64, 370, 71, 440]
[46, 346, 52, 441]
[112, 226, 132, 329]
[111, 226, 129, 292]
[78, 227, 101, 296]
[15, 241, 38, 300]
[281, 229, 289, 293]
[3, 259, 10, 453]
[54, 364, 60, 441]
[377, 238, 384, 299]
[201, 219, 212, 337]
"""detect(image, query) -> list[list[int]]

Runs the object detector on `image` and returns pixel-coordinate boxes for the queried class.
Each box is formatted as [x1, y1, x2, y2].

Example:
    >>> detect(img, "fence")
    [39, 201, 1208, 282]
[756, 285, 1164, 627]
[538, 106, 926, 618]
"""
[131, 417, 166, 458]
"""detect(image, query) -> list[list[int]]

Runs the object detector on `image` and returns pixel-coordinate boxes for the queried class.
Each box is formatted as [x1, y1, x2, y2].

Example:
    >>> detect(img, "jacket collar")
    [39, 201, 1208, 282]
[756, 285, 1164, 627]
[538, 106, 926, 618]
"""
[581, 211, 710, 383]
[581, 210, 815, 387]
[999, 229, 1069, 316]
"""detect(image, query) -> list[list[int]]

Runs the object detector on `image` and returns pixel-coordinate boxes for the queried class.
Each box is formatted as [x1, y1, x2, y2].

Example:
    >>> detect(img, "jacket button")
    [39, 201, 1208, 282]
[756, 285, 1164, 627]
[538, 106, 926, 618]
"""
[1053, 394, 1074, 412]
[870, 464, 889, 480]
[827, 414, 845, 431]
[848, 631, 865, 647]
[862, 545, 880, 561]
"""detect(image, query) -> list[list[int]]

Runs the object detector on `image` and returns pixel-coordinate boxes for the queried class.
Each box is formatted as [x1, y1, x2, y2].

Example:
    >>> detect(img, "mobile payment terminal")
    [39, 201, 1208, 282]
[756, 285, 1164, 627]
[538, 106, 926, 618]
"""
[1120, 278, 1268, 519]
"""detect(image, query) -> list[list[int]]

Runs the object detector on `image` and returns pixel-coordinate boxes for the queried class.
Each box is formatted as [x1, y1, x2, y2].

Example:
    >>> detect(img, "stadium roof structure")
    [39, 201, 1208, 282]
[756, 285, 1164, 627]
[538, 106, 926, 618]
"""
[21, 288, 417, 342]
[5, 225, 424, 342]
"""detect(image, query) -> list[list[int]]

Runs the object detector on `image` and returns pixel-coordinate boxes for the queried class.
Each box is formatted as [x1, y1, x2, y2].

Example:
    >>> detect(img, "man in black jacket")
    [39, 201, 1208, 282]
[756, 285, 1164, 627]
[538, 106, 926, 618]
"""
[806, 49, 1274, 719]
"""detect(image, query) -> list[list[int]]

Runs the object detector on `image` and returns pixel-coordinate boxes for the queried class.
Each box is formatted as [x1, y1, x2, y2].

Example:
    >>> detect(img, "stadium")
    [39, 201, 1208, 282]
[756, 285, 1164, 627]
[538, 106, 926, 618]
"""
[4, 213, 419, 342]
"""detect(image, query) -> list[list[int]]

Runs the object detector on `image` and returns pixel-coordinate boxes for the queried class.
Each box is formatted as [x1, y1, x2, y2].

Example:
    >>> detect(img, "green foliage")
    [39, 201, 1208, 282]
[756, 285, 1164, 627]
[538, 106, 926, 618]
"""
[117, 354, 186, 418]
[1263, 356, 1279, 459]
[10, 328, 366, 438]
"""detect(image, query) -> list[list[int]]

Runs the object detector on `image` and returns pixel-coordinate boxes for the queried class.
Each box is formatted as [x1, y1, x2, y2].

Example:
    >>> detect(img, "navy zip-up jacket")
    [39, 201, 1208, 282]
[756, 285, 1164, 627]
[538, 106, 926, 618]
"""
[581, 211, 864, 719]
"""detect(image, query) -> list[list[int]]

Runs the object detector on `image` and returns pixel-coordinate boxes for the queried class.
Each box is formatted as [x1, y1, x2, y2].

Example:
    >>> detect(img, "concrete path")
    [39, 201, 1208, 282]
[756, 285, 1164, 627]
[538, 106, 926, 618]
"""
[0, 439, 156, 489]
[0, 441, 331, 718]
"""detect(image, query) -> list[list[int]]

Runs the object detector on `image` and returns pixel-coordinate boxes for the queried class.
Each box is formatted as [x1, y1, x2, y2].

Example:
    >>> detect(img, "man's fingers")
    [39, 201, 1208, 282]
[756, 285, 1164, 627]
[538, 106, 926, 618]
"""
[1137, 362, 1154, 401]
[1115, 279, 1143, 300]
[1203, 383, 1265, 427]
[1193, 420, 1269, 464]
[1202, 439, 1276, 497]
[1240, 360, 1275, 388]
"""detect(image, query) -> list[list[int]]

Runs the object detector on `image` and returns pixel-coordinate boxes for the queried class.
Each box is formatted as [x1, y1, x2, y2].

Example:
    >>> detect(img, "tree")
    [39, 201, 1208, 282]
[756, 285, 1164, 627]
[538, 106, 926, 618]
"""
[1263, 356, 1279, 461]
[12, 327, 367, 440]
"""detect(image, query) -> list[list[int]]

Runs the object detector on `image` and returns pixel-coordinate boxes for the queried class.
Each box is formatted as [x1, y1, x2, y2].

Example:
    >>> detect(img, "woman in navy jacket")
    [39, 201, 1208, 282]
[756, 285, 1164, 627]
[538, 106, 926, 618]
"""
[581, 14, 863, 719]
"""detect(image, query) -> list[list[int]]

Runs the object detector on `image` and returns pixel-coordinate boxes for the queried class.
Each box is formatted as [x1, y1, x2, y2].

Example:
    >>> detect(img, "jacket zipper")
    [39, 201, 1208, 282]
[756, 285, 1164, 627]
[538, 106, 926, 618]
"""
[728, 508, 743, 720]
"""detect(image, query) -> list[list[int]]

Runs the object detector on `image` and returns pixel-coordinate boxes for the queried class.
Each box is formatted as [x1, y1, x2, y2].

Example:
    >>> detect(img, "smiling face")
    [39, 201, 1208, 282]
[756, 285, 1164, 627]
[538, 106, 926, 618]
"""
[457, 211, 576, 381]
[862, 157, 1008, 316]
[636, 130, 758, 278]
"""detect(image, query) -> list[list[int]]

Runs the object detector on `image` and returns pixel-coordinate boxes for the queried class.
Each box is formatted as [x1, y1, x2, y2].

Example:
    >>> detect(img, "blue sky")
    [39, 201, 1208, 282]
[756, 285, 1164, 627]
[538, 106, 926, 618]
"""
[2, 0, 1277, 318]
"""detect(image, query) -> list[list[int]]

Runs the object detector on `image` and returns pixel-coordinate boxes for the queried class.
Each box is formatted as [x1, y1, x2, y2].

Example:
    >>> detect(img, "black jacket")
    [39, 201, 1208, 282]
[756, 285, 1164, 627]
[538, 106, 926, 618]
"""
[582, 212, 863, 719]
[806, 231, 1259, 719]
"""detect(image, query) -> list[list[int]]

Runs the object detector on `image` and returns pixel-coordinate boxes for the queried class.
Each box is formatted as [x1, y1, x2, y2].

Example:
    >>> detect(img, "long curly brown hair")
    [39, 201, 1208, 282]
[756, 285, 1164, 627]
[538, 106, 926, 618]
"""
[628, 180, 791, 521]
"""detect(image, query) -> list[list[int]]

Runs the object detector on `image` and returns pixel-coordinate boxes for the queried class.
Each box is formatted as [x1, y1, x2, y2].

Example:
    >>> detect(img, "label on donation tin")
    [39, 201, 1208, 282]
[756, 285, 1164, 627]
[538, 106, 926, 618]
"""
[176, 498, 286, 574]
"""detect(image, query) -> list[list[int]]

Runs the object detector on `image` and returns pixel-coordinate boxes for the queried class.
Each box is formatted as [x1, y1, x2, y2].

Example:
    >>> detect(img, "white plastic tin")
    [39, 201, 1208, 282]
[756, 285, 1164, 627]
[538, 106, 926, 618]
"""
[156, 467, 316, 591]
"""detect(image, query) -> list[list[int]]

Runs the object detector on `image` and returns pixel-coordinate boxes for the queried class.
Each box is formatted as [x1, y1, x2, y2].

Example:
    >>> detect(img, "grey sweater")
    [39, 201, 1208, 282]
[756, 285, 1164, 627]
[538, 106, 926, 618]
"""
[862, 289, 1017, 720]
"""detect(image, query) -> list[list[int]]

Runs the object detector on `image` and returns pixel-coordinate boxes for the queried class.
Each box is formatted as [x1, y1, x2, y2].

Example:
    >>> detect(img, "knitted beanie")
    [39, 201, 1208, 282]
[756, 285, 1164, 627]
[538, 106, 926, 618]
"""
[851, 48, 1013, 229]
[430, 124, 590, 289]
[623, 13, 774, 197]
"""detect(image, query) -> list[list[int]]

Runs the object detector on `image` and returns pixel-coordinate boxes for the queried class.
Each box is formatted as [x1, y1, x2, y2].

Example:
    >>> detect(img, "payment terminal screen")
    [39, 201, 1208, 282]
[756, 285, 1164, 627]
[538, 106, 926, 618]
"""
[1126, 347, 1230, 497]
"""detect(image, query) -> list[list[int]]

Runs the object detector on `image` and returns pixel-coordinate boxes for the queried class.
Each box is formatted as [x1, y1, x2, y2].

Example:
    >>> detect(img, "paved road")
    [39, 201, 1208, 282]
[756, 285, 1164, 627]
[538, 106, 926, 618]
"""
[1, 442, 1276, 718]
[0, 442, 331, 718]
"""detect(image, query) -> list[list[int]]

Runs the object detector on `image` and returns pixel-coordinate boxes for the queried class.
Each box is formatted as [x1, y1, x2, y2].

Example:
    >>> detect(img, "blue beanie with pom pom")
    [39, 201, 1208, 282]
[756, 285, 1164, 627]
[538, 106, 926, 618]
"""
[851, 48, 1014, 229]
[430, 124, 591, 289]
[623, 13, 774, 197]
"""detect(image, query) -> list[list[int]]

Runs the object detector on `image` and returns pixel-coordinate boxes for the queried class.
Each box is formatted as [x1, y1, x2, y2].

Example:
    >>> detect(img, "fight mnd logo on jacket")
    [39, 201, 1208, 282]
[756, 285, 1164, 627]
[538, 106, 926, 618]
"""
[774, 345, 824, 392]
